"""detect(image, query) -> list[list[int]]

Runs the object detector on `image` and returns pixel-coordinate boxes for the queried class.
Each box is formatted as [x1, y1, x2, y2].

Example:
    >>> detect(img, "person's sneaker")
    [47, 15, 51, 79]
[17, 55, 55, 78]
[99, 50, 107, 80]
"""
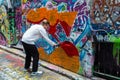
[23, 68, 28, 72]
[31, 71, 43, 76]
[23, 68, 31, 72]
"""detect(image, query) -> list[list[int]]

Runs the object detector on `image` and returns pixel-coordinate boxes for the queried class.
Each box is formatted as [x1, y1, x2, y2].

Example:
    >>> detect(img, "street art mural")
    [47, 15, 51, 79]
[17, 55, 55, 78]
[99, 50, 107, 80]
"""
[90, 0, 120, 78]
[0, 5, 9, 45]
[0, 0, 119, 78]
[24, 0, 93, 77]
[0, 0, 93, 77]
[0, 0, 21, 45]
[90, 0, 120, 42]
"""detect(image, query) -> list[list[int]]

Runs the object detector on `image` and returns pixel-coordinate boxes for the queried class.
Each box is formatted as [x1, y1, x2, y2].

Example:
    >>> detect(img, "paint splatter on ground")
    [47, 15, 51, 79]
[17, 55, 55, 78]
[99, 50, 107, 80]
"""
[0, 49, 72, 80]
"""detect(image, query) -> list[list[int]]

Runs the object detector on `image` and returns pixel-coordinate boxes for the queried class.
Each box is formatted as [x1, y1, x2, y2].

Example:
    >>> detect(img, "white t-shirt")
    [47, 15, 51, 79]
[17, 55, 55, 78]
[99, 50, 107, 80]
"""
[21, 24, 56, 46]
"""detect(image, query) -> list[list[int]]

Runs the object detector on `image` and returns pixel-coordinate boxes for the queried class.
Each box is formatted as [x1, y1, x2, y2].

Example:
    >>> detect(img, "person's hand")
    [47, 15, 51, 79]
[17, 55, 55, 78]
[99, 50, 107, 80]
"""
[53, 44, 60, 48]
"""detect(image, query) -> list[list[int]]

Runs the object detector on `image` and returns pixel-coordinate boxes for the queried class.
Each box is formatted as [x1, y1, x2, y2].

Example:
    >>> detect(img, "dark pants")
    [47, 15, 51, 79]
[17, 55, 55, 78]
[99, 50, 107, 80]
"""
[22, 42, 39, 72]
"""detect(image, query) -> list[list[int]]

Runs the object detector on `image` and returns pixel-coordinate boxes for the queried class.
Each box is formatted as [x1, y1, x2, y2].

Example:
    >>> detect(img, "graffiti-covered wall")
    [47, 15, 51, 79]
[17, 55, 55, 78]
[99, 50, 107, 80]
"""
[90, 0, 120, 78]
[0, 0, 21, 45]
[90, 0, 120, 42]
[0, 0, 120, 78]
[22, 0, 93, 77]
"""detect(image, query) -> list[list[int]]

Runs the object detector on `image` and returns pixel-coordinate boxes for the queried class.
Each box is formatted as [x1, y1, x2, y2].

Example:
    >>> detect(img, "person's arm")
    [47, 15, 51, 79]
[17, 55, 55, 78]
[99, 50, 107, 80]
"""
[39, 29, 57, 46]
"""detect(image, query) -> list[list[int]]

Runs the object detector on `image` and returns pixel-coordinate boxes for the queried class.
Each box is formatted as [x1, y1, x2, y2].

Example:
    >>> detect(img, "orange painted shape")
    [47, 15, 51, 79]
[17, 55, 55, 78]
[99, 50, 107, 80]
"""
[38, 47, 80, 73]
[26, 8, 47, 23]
[46, 9, 59, 26]
[26, 8, 77, 27]
[59, 12, 77, 27]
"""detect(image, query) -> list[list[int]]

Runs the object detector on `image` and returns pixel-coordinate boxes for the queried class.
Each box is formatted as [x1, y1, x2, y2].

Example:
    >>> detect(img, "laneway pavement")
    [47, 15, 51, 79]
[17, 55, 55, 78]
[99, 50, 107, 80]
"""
[0, 49, 73, 80]
[0, 45, 105, 80]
